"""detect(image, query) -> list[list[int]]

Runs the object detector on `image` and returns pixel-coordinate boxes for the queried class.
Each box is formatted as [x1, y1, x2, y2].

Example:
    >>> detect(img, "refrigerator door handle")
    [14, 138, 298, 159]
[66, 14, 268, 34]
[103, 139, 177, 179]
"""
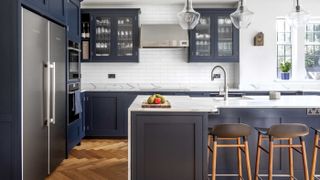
[50, 62, 56, 125]
[44, 61, 51, 127]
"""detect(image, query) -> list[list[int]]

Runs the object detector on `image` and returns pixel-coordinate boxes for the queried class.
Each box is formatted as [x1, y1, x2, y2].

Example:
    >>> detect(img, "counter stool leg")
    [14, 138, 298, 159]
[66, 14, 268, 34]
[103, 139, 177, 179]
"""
[237, 137, 243, 180]
[300, 137, 310, 180]
[207, 135, 212, 168]
[288, 138, 294, 180]
[212, 136, 217, 180]
[268, 137, 274, 180]
[255, 133, 262, 180]
[244, 137, 252, 180]
[311, 132, 319, 180]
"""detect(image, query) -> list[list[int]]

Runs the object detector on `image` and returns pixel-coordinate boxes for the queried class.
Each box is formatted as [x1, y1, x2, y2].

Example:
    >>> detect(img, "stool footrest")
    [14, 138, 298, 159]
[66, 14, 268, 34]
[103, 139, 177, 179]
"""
[208, 174, 244, 179]
[257, 174, 297, 180]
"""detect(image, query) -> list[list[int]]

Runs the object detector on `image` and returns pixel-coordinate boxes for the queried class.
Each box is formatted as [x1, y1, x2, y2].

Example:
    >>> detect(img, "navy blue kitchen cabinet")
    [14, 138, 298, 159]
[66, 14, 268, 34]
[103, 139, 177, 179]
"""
[0, 0, 21, 179]
[67, 92, 86, 153]
[67, 119, 84, 152]
[81, 9, 140, 62]
[21, 0, 47, 12]
[66, 0, 81, 42]
[85, 92, 126, 136]
[22, 0, 67, 24]
[189, 9, 239, 62]
[48, 0, 66, 23]
[131, 112, 208, 180]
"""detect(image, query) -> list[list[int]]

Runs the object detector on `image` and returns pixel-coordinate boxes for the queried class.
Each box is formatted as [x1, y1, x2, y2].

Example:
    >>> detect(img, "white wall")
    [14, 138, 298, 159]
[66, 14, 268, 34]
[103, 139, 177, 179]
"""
[81, 4, 239, 87]
[239, 0, 320, 87]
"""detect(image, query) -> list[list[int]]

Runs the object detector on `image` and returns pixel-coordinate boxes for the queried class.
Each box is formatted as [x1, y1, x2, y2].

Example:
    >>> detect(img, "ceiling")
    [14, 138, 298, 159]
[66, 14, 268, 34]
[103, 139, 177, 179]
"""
[81, 0, 238, 5]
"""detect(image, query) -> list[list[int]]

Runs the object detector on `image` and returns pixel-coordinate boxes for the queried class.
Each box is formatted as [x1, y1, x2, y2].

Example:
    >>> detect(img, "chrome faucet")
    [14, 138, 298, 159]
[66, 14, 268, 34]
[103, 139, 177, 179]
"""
[211, 65, 228, 101]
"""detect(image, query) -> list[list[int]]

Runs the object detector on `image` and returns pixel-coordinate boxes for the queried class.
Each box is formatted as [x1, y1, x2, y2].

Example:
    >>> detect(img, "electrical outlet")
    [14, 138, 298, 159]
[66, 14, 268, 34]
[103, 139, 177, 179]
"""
[108, 74, 116, 79]
[307, 108, 320, 116]
[213, 74, 221, 78]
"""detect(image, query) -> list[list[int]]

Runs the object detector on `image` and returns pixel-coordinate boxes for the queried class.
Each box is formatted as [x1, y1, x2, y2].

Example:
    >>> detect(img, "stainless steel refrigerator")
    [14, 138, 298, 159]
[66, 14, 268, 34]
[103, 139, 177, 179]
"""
[22, 8, 66, 180]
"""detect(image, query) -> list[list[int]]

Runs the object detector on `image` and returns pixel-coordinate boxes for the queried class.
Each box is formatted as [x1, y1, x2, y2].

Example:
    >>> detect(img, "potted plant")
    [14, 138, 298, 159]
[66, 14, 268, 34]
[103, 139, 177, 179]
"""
[280, 61, 292, 80]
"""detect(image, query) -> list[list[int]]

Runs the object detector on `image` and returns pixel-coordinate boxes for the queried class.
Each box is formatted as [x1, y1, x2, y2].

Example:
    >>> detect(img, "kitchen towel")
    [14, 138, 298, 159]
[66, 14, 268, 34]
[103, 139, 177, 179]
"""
[74, 90, 82, 115]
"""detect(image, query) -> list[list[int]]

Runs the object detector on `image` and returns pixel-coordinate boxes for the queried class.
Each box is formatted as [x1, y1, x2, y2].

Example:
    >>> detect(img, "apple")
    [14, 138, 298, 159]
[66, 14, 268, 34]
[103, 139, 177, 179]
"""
[154, 97, 161, 104]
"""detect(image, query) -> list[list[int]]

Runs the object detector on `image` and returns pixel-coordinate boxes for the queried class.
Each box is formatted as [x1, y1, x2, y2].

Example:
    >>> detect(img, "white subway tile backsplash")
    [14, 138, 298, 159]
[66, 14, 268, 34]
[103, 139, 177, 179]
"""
[82, 49, 239, 87]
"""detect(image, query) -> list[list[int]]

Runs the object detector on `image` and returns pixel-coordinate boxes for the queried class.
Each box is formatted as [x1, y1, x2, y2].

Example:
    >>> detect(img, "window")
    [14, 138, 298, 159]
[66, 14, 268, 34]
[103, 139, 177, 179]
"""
[276, 18, 320, 81]
[305, 23, 320, 80]
[276, 19, 292, 78]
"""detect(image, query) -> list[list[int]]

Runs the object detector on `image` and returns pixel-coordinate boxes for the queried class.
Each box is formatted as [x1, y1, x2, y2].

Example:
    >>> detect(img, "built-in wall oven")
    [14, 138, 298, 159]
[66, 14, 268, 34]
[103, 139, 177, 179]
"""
[67, 82, 81, 124]
[68, 41, 81, 82]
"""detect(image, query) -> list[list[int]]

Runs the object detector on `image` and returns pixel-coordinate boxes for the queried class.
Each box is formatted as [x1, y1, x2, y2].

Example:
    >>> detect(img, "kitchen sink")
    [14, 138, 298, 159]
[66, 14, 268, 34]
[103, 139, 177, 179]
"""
[212, 96, 254, 101]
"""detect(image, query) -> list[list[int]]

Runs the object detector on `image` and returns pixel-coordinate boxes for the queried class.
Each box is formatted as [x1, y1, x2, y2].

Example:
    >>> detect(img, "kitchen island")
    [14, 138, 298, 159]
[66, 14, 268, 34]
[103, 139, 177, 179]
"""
[128, 95, 320, 180]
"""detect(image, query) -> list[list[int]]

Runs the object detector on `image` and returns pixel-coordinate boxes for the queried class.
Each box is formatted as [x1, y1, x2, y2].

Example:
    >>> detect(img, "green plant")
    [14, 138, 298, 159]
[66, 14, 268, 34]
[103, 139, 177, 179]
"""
[305, 51, 319, 68]
[280, 61, 292, 73]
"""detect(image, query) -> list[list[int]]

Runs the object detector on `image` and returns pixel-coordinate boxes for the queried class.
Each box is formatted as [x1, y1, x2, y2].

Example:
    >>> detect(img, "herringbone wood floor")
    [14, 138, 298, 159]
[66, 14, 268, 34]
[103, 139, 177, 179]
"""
[46, 139, 128, 180]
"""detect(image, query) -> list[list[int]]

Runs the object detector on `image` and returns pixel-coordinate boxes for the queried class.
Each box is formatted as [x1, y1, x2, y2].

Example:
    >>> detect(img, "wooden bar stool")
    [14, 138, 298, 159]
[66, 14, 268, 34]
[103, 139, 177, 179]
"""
[255, 123, 309, 180]
[208, 123, 252, 180]
[311, 127, 320, 180]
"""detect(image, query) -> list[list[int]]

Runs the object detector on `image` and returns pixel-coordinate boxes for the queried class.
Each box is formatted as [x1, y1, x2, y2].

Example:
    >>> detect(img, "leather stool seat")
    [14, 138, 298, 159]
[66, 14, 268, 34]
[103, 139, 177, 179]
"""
[209, 123, 252, 138]
[256, 123, 309, 138]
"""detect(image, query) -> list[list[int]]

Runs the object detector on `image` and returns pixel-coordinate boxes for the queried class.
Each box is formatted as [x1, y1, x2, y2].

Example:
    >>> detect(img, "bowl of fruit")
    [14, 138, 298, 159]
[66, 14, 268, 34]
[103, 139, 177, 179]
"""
[142, 94, 171, 108]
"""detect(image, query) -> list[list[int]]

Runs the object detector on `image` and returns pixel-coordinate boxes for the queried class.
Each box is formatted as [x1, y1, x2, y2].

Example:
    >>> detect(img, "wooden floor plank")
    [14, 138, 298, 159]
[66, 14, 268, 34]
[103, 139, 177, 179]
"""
[47, 139, 128, 180]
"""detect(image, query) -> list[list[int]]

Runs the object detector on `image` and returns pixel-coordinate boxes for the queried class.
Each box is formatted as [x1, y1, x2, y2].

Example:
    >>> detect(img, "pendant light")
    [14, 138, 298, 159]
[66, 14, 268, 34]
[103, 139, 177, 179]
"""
[286, 0, 310, 28]
[230, 0, 254, 29]
[177, 0, 201, 30]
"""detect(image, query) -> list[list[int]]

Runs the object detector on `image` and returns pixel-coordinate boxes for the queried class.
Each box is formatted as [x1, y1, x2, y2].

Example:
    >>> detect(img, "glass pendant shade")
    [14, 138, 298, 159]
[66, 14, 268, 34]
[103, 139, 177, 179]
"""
[230, 0, 254, 29]
[177, 0, 201, 30]
[286, 0, 310, 28]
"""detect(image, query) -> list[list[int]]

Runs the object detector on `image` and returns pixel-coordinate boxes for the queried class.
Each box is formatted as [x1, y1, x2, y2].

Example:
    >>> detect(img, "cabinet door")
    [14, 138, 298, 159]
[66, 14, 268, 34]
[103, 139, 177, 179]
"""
[115, 15, 139, 62]
[214, 14, 239, 61]
[22, 0, 47, 11]
[91, 15, 114, 61]
[86, 93, 123, 136]
[189, 15, 213, 62]
[66, 0, 80, 42]
[132, 113, 206, 180]
[48, 0, 66, 23]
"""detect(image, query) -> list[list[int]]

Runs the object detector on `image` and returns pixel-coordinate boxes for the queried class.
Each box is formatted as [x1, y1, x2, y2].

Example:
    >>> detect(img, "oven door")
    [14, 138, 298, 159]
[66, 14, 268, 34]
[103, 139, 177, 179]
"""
[68, 47, 81, 82]
[67, 83, 81, 124]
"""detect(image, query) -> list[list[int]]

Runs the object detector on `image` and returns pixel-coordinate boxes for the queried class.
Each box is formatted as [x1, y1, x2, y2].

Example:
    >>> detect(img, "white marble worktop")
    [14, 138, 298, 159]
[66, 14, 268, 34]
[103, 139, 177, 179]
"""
[129, 95, 320, 112]
[81, 82, 320, 92]
[128, 96, 219, 112]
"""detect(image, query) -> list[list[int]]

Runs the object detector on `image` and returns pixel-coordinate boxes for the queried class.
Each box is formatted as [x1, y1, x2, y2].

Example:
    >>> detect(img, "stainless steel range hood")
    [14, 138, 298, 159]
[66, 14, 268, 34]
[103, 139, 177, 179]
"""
[140, 24, 189, 48]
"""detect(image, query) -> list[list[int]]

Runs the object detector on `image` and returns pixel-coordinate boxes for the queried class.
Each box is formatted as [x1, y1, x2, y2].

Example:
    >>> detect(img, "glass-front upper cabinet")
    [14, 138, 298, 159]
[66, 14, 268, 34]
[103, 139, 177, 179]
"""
[94, 16, 112, 57]
[189, 9, 239, 62]
[217, 16, 233, 57]
[193, 16, 212, 58]
[81, 9, 140, 62]
[117, 17, 134, 57]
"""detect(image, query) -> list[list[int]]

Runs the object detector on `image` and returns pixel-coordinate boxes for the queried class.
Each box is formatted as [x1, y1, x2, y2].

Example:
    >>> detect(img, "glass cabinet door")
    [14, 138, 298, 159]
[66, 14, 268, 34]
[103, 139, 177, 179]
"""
[94, 16, 112, 57]
[117, 17, 134, 57]
[194, 16, 212, 57]
[217, 16, 234, 57]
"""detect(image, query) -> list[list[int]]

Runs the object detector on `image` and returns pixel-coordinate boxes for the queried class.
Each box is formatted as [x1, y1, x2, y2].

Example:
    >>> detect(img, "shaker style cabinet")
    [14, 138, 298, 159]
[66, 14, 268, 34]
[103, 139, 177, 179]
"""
[81, 9, 140, 62]
[189, 9, 239, 62]
[84, 93, 124, 137]
[22, 0, 67, 24]
[66, 0, 81, 42]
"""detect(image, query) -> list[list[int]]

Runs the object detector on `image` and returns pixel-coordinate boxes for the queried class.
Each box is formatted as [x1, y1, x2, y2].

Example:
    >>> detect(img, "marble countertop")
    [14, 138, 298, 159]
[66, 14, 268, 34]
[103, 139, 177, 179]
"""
[128, 95, 320, 112]
[81, 83, 320, 92]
